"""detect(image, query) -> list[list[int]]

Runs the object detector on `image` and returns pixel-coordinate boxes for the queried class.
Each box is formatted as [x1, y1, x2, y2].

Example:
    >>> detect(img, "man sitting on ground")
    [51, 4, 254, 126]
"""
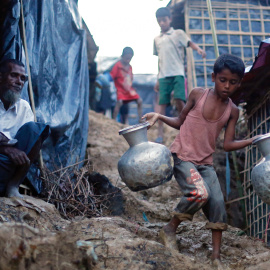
[0, 59, 50, 198]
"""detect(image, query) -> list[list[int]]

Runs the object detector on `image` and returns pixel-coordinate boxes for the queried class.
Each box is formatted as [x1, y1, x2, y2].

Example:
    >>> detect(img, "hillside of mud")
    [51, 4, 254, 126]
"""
[86, 110, 270, 269]
[0, 110, 269, 270]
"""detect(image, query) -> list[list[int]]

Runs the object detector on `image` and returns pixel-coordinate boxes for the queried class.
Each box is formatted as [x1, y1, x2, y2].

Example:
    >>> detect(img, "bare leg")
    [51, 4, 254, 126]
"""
[154, 92, 160, 114]
[159, 215, 181, 250]
[123, 114, 129, 125]
[136, 98, 143, 121]
[174, 99, 185, 115]
[5, 164, 30, 198]
[6, 138, 42, 198]
[113, 100, 123, 120]
[163, 216, 182, 234]
[211, 229, 222, 260]
[157, 104, 166, 140]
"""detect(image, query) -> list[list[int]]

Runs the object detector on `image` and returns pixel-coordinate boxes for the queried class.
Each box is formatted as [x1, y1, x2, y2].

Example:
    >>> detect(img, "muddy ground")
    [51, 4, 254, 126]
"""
[0, 110, 269, 270]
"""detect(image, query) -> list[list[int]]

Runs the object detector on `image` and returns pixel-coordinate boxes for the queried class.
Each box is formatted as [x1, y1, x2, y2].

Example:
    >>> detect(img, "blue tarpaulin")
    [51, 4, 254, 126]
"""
[0, 0, 89, 193]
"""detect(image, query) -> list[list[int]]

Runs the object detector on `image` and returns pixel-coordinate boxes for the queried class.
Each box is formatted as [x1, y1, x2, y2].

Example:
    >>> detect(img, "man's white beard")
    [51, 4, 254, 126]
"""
[3, 89, 21, 105]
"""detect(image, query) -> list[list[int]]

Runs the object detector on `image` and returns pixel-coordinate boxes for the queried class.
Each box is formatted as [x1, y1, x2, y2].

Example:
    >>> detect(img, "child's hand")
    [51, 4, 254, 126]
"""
[197, 48, 206, 58]
[141, 113, 159, 128]
[252, 134, 264, 143]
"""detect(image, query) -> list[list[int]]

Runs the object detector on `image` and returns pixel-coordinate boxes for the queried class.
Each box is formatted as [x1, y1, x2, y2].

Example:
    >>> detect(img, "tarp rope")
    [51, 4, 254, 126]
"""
[19, 0, 44, 170]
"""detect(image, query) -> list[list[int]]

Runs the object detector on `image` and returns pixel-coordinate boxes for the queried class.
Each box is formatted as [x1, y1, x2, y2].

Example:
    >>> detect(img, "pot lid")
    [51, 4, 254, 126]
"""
[252, 133, 270, 144]
[119, 121, 150, 135]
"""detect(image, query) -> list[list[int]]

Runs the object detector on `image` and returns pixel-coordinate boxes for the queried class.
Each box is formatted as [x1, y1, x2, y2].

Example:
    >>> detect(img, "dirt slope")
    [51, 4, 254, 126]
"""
[86, 110, 270, 269]
[0, 196, 269, 270]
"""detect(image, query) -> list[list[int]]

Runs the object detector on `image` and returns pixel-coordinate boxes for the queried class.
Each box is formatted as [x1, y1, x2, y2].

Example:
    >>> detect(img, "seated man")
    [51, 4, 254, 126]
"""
[0, 59, 50, 198]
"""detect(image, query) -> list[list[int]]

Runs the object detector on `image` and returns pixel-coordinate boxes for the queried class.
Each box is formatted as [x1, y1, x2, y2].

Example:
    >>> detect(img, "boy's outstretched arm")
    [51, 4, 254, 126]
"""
[223, 105, 260, 151]
[141, 112, 181, 130]
[142, 87, 203, 130]
[189, 41, 206, 58]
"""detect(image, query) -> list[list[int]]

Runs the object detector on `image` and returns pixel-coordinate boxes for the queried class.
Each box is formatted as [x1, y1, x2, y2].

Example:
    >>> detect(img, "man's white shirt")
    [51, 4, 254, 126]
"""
[0, 98, 34, 139]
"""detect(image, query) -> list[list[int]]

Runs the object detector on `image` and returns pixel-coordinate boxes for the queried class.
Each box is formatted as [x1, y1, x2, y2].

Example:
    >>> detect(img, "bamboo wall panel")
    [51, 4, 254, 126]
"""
[243, 95, 270, 243]
[184, 0, 270, 93]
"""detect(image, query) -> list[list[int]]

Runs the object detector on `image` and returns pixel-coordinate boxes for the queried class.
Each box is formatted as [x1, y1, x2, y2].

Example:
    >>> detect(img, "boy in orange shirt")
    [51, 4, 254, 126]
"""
[110, 47, 142, 124]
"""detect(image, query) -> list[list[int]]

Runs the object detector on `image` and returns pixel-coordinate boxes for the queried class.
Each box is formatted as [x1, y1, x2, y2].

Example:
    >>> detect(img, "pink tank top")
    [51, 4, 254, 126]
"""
[170, 89, 232, 165]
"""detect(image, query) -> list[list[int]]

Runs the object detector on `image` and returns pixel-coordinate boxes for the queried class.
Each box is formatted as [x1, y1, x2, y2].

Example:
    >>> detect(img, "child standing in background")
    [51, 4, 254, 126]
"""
[153, 7, 206, 143]
[110, 47, 142, 124]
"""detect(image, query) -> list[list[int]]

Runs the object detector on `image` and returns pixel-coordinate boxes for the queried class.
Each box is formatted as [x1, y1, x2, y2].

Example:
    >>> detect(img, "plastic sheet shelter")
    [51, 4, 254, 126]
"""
[0, 0, 90, 193]
[230, 38, 270, 244]
[231, 38, 270, 111]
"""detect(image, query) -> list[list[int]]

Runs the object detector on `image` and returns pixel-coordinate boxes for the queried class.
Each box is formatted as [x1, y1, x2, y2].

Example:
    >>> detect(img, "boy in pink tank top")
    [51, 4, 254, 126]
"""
[142, 54, 259, 265]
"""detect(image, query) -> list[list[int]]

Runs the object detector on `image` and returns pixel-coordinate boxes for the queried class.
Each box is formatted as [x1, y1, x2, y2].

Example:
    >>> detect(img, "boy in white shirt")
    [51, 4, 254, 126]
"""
[153, 7, 206, 143]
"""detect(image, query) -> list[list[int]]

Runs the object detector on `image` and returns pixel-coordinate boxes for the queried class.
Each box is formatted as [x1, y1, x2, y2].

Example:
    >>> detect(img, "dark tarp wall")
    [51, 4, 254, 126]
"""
[0, 0, 89, 193]
[231, 38, 270, 110]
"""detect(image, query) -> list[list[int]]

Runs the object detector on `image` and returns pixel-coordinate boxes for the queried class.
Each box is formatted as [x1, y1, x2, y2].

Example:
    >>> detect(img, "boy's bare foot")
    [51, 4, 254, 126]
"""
[211, 258, 226, 270]
[211, 249, 221, 261]
[159, 227, 178, 251]
[6, 187, 23, 198]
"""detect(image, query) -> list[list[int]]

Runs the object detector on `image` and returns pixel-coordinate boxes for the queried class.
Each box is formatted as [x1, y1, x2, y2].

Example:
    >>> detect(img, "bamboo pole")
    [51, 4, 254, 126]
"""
[19, 0, 44, 170]
[20, 0, 36, 122]
[232, 152, 247, 227]
[206, 0, 219, 58]
[206, 0, 246, 223]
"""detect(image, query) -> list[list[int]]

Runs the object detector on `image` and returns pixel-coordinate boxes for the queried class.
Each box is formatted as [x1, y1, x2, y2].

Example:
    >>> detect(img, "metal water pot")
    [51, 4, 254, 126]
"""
[251, 133, 270, 204]
[118, 122, 173, 191]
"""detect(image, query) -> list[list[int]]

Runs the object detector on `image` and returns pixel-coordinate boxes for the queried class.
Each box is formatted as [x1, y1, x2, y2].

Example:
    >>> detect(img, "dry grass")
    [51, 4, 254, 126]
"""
[39, 161, 110, 220]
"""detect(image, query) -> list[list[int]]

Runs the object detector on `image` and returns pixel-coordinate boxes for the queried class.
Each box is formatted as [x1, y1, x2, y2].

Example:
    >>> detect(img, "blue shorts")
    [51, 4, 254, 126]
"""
[0, 122, 50, 195]
[172, 154, 228, 231]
